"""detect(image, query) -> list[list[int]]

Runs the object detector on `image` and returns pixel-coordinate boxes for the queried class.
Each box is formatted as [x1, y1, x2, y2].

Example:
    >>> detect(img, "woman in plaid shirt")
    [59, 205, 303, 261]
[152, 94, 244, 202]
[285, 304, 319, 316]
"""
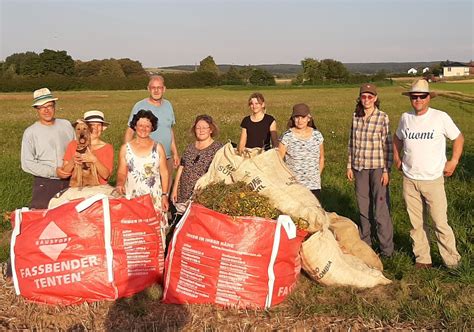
[347, 83, 394, 258]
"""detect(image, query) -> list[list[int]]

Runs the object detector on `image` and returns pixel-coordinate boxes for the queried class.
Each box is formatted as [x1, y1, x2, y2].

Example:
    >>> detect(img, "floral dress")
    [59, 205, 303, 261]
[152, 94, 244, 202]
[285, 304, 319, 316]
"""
[125, 142, 162, 212]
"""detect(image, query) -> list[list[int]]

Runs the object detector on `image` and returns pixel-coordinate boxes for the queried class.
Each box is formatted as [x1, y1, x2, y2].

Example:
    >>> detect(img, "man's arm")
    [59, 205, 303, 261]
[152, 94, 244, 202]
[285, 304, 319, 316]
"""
[124, 107, 137, 143]
[170, 128, 180, 168]
[393, 134, 404, 171]
[444, 133, 464, 177]
[124, 127, 134, 143]
[21, 131, 57, 178]
[383, 116, 393, 172]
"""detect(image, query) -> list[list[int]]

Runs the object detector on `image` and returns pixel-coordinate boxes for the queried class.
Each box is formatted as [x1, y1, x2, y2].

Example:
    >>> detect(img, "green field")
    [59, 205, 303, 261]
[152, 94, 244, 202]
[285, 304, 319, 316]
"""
[431, 81, 474, 95]
[0, 85, 473, 329]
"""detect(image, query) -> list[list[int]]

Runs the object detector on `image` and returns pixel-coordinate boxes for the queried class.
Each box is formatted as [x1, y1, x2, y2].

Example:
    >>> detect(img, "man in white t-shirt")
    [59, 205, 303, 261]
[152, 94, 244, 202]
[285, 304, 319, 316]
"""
[393, 79, 464, 269]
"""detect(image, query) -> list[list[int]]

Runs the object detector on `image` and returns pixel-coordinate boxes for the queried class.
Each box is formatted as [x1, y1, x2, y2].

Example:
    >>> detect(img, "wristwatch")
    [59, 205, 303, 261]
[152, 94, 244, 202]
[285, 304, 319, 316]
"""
[162, 193, 169, 197]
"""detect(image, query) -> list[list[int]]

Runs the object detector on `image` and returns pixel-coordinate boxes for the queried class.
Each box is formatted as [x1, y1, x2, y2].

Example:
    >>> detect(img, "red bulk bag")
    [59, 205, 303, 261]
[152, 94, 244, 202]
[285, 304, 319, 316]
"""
[10, 194, 165, 305]
[163, 203, 306, 309]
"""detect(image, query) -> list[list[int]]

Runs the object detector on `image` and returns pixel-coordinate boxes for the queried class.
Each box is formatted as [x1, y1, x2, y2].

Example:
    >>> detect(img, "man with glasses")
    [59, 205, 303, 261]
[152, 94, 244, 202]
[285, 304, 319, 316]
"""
[393, 79, 464, 269]
[21, 88, 74, 209]
[124, 75, 179, 194]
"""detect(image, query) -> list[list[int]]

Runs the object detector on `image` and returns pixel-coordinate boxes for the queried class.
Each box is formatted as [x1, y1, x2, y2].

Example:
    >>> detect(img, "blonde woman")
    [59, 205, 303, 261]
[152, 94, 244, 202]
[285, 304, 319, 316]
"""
[238, 92, 278, 152]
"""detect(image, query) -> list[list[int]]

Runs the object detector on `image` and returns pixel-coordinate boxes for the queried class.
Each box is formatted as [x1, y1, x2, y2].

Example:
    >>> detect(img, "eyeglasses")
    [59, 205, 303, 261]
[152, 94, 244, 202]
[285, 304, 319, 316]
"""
[195, 126, 210, 131]
[410, 94, 429, 100]
[360, 94, 375, 100]
[37, 104, 55, 111]
[150, 86, 164, 91]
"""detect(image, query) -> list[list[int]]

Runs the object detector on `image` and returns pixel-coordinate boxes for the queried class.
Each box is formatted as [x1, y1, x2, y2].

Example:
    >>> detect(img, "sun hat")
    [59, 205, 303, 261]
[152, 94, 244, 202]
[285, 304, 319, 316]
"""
[32, 88, 58, 107]
[359, 83, 377, 96]
[291, 103, 311, 117]
[83, 110, 110, 128]
[402, 79, 437, 98]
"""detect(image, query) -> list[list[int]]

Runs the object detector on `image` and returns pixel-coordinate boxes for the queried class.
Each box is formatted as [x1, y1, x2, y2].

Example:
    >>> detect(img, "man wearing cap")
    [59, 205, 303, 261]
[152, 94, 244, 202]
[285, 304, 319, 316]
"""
[124, 75, 179, 193]
[393, 79, 464, 269]
[21, 88, 74, 209]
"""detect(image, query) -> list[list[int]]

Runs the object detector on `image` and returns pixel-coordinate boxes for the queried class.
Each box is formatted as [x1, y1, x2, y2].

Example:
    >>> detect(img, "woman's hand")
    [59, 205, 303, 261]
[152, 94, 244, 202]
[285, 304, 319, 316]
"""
[80, 148, 98, 163]
[116, 184, 125, 195]
[73, 153, 83, 165]
[56, 167, 72, 179]
[171, 188, 178, 204]
[162, 194, 169, 212]
[346, 168, 354, 181]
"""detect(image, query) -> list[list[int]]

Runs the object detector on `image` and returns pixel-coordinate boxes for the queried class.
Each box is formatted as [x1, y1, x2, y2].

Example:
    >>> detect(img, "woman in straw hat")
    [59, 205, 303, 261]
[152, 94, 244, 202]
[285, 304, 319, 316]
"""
[57, 110, 114, 184]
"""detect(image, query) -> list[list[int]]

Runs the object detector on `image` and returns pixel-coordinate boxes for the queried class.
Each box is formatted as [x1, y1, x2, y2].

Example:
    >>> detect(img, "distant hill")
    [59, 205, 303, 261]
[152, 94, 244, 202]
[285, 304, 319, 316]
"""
[150, 61, 449, 76]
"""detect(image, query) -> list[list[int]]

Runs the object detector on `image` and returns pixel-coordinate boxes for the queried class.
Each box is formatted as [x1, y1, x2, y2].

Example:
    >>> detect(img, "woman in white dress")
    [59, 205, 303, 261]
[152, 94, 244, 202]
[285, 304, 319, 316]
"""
[116, 110, 169, 213]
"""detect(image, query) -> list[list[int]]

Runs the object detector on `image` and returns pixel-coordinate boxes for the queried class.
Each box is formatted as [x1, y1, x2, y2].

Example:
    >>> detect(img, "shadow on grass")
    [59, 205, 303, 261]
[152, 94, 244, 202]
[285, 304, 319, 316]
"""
[105, 284, 191, 331]
[320, 184, 358, 221]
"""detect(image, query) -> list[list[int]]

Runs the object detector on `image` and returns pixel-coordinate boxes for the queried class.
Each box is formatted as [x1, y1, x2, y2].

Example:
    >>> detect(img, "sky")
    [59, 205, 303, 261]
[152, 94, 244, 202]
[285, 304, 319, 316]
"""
[0, 0, 473, 67]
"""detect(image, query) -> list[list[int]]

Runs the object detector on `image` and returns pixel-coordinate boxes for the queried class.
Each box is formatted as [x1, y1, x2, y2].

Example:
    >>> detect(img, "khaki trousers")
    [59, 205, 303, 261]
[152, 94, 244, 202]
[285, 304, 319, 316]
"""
[402, 176, 461, 266]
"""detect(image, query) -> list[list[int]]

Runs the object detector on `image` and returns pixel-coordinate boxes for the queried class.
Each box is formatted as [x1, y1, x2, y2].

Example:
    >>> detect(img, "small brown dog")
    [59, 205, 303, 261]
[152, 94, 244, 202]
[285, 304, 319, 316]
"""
[69, 120, 100, 187]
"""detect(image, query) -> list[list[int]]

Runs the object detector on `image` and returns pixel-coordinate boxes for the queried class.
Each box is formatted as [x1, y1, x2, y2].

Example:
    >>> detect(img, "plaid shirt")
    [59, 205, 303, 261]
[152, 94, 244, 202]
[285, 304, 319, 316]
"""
[347, 108, 393, 172]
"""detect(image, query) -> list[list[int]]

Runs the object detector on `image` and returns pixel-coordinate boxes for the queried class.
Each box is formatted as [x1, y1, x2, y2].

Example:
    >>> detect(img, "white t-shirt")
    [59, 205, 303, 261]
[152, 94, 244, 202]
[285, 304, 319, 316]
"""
[395, 107, 460, 180]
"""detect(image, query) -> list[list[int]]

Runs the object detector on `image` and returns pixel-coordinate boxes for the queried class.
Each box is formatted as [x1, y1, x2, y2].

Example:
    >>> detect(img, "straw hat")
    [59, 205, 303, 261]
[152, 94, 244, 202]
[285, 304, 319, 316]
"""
[32, 88, 58, 107]
[402, 79, 437, 98]
[83, 110, 110, 128]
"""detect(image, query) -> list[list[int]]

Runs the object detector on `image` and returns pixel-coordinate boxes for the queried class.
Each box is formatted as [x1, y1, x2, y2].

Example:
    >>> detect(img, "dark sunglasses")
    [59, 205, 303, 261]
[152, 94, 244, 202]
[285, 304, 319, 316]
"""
[193, 155, 200, 164]
[410, 94, 429, 100]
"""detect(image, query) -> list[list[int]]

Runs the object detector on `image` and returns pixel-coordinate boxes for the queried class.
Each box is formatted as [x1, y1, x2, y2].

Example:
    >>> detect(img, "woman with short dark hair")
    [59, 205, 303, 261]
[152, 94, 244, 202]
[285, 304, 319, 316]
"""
[116, 109, 169, 213]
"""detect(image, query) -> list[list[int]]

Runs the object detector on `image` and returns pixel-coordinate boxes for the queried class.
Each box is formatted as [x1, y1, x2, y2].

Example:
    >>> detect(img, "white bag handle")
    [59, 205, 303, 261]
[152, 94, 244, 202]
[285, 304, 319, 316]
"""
[265, 215, 296, 308]
[10, 207, 29, 295]
[76, 194, 114, 283]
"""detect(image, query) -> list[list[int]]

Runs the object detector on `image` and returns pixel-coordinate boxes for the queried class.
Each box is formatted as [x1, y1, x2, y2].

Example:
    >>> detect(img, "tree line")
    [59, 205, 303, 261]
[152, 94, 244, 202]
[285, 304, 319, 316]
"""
[0, 50, 391, 92]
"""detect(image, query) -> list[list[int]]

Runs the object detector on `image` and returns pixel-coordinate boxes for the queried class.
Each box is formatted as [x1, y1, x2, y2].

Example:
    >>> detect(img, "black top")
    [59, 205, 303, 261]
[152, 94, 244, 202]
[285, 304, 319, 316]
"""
[240, 114, 275, 150]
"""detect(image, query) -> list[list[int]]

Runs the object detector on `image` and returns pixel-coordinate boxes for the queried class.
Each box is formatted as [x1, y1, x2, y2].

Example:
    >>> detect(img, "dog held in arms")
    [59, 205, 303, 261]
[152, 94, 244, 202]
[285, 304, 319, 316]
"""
[69, 120, 100, 187]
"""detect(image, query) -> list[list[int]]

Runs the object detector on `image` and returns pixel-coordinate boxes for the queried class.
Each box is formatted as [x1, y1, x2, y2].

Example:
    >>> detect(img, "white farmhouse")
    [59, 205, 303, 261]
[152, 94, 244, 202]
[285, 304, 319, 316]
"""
[422, 67, 430, 73]
[407, 68, 418, 75]
[441, 61, 469, 77]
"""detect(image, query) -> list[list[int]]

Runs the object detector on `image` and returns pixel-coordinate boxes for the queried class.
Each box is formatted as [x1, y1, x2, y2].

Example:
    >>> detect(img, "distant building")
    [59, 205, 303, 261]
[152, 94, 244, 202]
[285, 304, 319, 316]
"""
[469, 61, 474, 75]
[407, 68, 418, 75]
[422, 67, 430, 73]
[441, 61, 470, 77]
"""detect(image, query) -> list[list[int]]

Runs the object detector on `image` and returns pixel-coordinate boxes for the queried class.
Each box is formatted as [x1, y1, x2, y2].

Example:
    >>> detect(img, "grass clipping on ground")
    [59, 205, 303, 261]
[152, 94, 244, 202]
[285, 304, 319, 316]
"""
[194, 181, 309, 229]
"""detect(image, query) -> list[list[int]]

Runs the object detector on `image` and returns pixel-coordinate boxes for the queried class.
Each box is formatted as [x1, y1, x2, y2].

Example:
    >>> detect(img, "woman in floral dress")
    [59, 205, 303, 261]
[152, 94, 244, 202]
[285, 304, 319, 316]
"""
[116, 110, 169, 213]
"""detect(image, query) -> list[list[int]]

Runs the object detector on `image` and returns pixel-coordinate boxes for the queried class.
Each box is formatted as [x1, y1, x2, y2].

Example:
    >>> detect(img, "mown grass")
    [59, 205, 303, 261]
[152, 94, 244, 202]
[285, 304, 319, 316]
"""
[432, 82, 474, 94]
[0, 85, 472, 328]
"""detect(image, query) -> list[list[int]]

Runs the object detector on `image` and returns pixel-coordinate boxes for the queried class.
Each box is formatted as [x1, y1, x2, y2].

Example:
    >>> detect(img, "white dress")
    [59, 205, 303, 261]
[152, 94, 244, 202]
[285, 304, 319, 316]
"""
[125, 142, 163, 212]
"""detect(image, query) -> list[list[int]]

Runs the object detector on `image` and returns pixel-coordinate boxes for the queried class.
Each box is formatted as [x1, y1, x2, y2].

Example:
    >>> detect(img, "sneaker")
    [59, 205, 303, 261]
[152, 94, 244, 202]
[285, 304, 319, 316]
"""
[415, 262, 432, 269]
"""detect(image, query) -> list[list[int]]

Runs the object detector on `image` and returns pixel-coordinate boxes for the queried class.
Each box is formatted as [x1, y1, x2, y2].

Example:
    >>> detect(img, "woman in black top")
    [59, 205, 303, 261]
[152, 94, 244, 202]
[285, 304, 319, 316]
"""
[238, 92, 278, 152]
